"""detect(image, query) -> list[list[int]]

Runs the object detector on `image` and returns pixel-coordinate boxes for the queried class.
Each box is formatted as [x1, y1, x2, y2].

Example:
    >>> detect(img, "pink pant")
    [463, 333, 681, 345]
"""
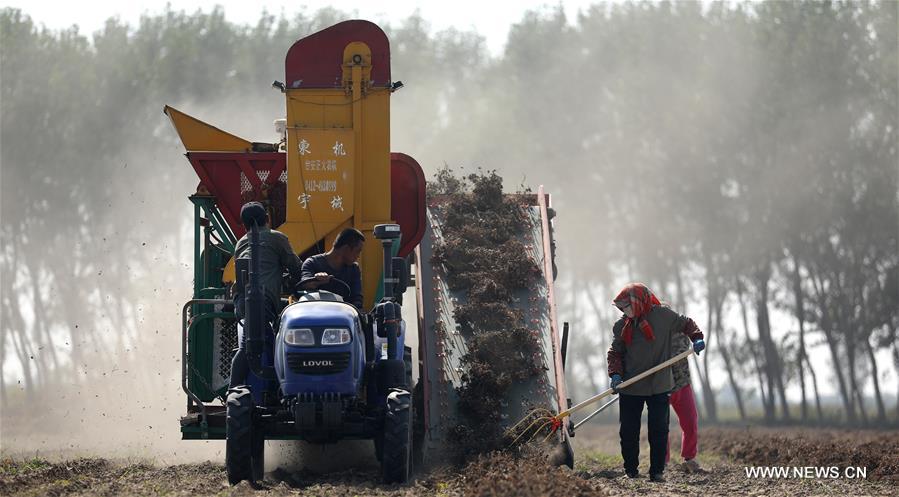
[667, 384, 698, 462]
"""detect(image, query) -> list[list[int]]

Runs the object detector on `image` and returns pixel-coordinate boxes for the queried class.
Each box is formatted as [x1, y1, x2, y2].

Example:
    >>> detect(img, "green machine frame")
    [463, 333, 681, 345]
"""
[181, 195, 237, 439]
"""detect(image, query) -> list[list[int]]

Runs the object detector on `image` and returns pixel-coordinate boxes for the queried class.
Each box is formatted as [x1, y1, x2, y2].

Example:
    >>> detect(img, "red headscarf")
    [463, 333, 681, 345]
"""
[613, 283, 661, 345]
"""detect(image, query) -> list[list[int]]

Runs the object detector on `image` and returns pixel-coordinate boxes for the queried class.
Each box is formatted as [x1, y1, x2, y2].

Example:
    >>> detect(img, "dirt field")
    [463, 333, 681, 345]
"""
[2, 425, 897, 496]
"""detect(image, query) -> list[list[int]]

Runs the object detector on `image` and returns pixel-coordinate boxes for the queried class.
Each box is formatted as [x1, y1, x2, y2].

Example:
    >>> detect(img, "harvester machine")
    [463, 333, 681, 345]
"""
[168, 20, 572, 485]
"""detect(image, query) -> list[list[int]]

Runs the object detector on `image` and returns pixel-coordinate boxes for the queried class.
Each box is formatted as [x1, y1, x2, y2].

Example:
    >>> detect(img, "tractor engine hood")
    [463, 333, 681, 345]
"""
[280, 301, 358, 329]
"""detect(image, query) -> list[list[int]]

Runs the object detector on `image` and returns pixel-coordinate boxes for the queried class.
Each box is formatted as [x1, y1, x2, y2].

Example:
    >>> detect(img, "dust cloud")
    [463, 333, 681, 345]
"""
[2, 2, 897, 470]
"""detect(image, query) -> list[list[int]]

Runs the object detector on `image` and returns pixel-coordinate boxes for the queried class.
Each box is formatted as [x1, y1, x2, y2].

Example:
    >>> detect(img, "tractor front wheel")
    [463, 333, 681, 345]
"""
[380, 388, 413, 484]
[226, 386, 262, 485]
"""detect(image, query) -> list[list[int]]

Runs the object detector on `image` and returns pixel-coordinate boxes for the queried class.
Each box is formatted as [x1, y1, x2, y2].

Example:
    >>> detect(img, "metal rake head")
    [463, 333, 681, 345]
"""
[504, 407, 564, 447]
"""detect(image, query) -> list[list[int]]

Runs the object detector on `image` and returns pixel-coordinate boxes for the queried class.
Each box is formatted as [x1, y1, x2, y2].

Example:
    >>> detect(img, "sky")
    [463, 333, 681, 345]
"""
[4, 0, 603, 56]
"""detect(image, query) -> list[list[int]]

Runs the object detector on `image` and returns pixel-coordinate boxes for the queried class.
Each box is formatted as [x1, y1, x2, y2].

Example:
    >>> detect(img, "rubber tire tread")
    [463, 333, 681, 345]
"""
[226, 386, 254, 485]
[381, 389, 413, 484]
[376, 348, 413, 465]
[251, 427, 264, 482]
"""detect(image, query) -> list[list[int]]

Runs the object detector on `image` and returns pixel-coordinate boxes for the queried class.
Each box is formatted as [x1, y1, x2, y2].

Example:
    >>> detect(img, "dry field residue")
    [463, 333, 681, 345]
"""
[701, 426, 899, 480]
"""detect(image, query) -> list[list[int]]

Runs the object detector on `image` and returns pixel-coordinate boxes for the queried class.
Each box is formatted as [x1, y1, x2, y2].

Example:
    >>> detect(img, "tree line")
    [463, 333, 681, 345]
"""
[1, 1, 896, 426]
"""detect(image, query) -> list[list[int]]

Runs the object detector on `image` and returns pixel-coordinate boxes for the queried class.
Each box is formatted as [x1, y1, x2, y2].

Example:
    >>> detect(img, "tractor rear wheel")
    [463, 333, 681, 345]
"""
[374, 346, 413, 465]
[226, 386, 259, 485]
[380, 388, 413, 484]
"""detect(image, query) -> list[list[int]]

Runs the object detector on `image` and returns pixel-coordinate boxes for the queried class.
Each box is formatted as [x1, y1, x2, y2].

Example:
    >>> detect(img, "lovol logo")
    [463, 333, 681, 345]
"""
[302, 360, 334, 368]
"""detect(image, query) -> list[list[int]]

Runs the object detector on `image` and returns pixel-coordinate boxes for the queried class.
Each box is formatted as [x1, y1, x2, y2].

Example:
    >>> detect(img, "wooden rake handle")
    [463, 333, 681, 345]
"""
[556, 348, 694, 420]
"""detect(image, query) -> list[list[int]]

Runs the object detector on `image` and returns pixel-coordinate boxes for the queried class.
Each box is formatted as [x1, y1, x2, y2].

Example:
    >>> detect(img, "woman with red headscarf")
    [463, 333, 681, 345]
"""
[606, 283, 705, 482]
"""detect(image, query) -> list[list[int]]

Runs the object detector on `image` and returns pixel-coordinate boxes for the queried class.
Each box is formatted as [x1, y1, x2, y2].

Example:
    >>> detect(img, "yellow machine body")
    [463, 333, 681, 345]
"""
[280, 43, 392, 310]
[166, 43, 392, 311]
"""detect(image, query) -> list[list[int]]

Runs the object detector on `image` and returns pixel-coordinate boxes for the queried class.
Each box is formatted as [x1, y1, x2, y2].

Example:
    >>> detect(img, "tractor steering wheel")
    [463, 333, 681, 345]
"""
[327, 277, 352, 301]
[296, 276, 352, 302]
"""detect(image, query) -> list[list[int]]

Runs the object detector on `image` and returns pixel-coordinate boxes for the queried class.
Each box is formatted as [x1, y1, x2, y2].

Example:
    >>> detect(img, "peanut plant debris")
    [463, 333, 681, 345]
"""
[701, 426, 899, 480]
[428, 167, 548, 458]
[5, 426, 898, 496]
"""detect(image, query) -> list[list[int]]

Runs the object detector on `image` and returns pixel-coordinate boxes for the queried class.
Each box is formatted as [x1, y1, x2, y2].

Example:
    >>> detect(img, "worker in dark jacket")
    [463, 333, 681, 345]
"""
[607, 283, 705, 482]
[232, 202, 303, 318]
[299, 228, 365, 309]
[230, 202, 302, 387]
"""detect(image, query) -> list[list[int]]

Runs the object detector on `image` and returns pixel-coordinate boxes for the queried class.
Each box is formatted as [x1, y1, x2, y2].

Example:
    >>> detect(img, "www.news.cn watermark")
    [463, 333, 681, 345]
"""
[745, 466, 868, 479]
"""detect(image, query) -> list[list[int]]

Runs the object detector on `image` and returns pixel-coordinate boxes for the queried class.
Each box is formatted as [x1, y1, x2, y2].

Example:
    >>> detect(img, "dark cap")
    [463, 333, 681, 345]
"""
[240, 202, 267, 229]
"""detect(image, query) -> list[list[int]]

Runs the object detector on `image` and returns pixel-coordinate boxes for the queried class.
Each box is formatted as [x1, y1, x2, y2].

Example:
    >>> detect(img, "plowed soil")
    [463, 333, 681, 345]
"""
[701, 426, 899, 480]
[2, 425, 897, 496]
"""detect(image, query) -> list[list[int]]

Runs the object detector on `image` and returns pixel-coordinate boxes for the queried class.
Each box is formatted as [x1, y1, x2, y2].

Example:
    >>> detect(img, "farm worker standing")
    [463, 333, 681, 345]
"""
[607, 283, 705, 482]
[668, 333, 702, 472]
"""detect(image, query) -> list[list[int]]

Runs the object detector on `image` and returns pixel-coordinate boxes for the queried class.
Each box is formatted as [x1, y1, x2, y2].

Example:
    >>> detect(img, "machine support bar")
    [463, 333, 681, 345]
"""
[193, 202, 202, 298]
[352, 63, 363, 226]
[207, 205, 236, 250]
[537, 187, 568, 417]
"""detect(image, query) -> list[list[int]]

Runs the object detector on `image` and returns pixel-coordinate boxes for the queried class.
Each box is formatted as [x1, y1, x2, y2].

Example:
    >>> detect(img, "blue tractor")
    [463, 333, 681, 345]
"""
[227, 218, 413, 484]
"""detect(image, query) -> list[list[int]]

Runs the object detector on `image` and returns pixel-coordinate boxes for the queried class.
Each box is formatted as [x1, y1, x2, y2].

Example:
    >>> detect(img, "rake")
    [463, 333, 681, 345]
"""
[506, 348, 695, 446]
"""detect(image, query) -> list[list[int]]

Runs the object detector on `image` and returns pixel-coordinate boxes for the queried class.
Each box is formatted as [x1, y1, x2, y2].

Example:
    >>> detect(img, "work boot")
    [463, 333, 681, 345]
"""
[649, 473, 665, 483]
[680, 459, 701, 473]
[625, 469, 639, 478]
